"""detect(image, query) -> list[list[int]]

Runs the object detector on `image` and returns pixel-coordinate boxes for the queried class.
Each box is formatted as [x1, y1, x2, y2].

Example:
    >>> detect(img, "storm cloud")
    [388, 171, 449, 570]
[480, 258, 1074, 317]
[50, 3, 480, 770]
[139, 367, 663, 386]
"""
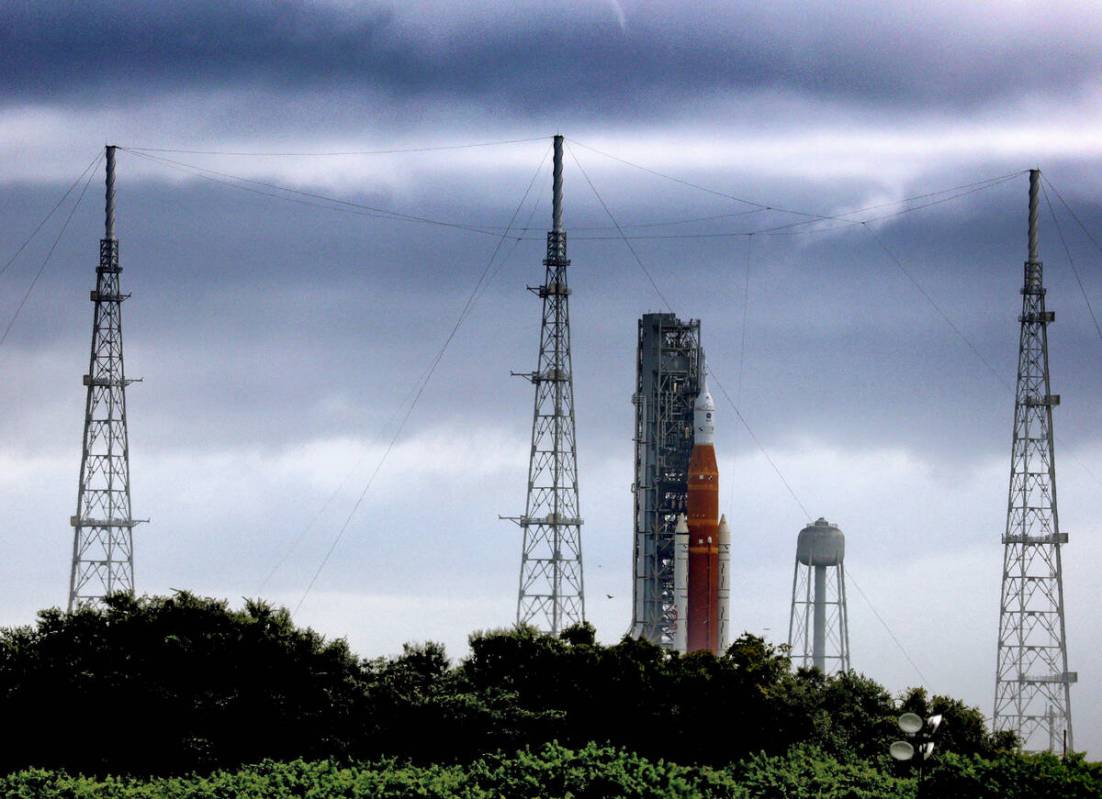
[4, 1, 1101, 116]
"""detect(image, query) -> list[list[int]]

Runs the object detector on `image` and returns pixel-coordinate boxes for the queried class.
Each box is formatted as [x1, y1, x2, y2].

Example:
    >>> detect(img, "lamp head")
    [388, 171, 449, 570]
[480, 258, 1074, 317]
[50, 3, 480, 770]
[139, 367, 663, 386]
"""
[889, 741, 915, 761]
[898, 713, 923, 735]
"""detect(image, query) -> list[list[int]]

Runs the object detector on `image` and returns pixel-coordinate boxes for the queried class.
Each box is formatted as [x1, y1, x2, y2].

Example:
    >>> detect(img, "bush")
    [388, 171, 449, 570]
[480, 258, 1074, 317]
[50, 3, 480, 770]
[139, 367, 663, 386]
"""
[0, 594, 1039, 779]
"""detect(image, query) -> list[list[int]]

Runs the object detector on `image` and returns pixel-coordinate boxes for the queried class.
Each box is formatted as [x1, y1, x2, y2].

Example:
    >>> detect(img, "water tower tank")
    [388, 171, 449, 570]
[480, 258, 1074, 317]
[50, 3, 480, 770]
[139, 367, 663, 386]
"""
[796, 517, 845, 566]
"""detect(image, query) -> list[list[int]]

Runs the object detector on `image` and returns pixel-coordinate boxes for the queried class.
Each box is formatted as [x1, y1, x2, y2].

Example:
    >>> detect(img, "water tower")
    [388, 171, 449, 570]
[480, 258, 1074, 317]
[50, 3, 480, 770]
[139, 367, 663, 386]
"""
[787, 517, 850, 672]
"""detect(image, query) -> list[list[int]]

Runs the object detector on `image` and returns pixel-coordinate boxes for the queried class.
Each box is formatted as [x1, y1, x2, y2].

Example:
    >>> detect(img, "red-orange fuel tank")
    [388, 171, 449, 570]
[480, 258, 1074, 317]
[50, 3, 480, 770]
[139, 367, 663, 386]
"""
[686, 374, 720, 655]
[687, 442, 719, 654]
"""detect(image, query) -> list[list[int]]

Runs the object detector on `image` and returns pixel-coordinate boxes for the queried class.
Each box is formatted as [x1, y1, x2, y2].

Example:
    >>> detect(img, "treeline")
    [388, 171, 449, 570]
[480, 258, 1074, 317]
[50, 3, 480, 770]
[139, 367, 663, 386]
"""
[5, 744, 1100, 798]
[0, 593, 1090, 794]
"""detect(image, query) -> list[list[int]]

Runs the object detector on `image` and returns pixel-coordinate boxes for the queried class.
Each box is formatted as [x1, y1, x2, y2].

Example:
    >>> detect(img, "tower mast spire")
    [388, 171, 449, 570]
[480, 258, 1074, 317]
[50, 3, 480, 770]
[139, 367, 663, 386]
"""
[993, 169, 1075, 751]
[68, 146, 140, 610]
[510, 135, 585, 633]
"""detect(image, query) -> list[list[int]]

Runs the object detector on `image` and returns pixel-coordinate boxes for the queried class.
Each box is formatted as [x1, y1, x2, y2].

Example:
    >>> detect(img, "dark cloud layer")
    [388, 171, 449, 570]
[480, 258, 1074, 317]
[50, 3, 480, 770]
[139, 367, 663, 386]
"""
[3, 1, 1100, 118]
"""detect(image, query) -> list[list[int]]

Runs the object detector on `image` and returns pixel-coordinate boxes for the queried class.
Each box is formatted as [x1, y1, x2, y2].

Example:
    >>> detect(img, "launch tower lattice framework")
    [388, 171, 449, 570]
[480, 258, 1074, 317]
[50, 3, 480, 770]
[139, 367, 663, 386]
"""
[787, 518, 850, 673]
[993, 169, 1075, 752]
[68, 146, 142, 610]
[629, 313, 703, 649]
[507, 135, 585, 633]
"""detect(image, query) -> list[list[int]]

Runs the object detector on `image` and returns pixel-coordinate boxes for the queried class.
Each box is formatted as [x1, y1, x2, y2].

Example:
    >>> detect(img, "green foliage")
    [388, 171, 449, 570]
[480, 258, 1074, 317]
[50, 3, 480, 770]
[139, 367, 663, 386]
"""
[899, 687, 1017, 759]
[736, 745, 912, 798]
[924, 750, 1102, 799]
[0, 743, 914, 799]
[0, 593, 370, 775]
[0, 590, 1082, 797]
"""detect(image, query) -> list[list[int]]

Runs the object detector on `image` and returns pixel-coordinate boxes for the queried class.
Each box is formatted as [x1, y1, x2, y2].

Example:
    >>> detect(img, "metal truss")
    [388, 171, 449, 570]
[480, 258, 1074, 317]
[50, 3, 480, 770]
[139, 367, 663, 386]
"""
[68, 146, 142, 611]
[993, 170, 1075, 752]
[788, 560, 850, 673]
[630, 314, 702, 648]
[508, 136, 585, 634]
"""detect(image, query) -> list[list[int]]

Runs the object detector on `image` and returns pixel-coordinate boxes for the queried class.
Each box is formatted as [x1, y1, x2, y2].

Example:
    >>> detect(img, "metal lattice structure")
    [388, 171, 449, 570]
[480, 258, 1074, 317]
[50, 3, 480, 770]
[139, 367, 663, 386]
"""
[787, 518, 850, 673]
[68, 146, 141, 611]
[629, 313, 702, 649]
[993, 169, 1075, 752]
[507, 135, 585, 633]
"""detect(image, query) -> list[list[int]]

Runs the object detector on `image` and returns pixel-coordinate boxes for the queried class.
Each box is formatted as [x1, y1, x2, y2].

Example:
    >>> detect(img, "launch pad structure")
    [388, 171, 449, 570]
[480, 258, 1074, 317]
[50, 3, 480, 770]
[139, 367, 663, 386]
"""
[630, 313, 703, 649]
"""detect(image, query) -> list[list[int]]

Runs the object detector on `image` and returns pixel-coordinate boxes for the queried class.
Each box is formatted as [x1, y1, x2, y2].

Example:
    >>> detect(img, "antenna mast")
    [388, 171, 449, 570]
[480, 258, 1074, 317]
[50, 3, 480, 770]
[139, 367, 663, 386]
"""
[68, 146, 141, 610]
[508, 135, 585, 633]
[993, 169, 1075, 751]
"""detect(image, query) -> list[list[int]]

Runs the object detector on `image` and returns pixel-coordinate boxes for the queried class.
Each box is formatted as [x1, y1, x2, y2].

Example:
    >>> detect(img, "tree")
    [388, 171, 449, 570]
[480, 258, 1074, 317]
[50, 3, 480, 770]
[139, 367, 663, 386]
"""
[0, 593, 369, 775]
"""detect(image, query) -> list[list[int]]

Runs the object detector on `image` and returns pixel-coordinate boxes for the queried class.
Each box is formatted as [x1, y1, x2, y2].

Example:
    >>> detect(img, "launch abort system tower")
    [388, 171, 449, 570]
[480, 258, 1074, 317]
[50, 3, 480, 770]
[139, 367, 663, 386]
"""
[630, 313, 703, 649]
[508, 135, 585, 634]
[993, 169, 1075, 752]
[787, 518, 850, 673]
[68, 146, 141, 611]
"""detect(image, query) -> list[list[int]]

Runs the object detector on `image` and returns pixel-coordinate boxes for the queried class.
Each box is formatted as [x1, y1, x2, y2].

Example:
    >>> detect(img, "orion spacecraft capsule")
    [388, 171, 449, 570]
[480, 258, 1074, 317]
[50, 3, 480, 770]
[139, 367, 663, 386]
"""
[686, 374, 723, 654]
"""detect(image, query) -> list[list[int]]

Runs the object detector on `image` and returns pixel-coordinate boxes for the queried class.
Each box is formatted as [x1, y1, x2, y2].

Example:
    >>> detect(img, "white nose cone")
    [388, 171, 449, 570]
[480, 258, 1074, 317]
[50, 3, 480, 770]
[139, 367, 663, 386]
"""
[693, 372, 716, 445]
[675, 513, 689, 534]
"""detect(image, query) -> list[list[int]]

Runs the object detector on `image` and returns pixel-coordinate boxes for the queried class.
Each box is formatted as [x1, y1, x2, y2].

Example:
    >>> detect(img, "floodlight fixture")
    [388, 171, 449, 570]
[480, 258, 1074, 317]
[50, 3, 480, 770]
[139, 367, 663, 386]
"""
[926, 714, 944, 734]
[898, 712, 923, 734]
[921, 742, 936, 760]
[889, 740, 915, 761]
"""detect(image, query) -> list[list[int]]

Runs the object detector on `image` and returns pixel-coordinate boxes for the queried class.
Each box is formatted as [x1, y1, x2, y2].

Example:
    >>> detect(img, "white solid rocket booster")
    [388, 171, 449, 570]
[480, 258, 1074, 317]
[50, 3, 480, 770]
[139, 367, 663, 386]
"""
[673, 513, 689, 653]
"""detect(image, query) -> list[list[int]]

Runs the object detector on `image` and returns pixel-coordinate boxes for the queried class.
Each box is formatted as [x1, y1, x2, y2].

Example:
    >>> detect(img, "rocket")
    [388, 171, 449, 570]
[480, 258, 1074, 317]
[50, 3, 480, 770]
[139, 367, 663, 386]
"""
[673, 513, 689, 653]
[717, 514, 731, 653]
[686, 373, 722, 654]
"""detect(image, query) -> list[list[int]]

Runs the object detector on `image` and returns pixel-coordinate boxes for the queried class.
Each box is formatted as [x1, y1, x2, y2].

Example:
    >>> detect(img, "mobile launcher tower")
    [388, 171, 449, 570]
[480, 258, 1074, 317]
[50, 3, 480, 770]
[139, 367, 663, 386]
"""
[787, 518, 851, 673]
[630, 313, 730, 654]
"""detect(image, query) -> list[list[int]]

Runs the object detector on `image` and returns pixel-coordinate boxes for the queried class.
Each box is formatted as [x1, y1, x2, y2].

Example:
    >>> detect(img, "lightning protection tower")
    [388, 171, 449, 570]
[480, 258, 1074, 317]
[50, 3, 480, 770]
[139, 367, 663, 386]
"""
[68, 146, 142, 610]
[787, 517, 850, 673]
[993, 169, 1075, 752]
[629, 313, 703, 649]
[507, 135, 585, 633]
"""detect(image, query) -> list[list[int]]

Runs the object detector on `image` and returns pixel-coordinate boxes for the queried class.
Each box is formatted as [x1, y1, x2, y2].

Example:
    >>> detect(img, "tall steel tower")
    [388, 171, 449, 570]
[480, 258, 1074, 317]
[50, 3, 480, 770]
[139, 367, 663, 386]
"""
[508, 135, 585, 633]
[787, 518, 850, 673]
[629, 313, 703, 649]
[68, 146, 141, 611]
[993, 169, 1075, 752]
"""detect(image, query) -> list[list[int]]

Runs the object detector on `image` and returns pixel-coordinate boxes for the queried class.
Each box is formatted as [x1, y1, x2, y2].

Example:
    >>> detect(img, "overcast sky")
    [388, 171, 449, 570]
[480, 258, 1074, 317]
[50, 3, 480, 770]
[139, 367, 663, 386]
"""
[2, 0, 1101, 756]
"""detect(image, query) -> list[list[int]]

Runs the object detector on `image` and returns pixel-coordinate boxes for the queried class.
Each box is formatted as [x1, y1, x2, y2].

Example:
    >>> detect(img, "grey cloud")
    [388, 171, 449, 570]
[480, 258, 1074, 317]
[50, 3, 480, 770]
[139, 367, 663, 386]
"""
[3, 1, 1100, 120]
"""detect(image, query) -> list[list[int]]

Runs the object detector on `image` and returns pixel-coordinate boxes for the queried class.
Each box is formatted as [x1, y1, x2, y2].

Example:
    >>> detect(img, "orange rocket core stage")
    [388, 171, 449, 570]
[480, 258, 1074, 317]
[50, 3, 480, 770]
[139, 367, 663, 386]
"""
[686, 441, 720, 654]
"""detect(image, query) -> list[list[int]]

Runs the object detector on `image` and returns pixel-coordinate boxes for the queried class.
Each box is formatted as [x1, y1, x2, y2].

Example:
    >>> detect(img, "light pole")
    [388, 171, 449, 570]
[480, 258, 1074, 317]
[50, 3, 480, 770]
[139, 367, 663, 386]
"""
[889, 712, 945, 797]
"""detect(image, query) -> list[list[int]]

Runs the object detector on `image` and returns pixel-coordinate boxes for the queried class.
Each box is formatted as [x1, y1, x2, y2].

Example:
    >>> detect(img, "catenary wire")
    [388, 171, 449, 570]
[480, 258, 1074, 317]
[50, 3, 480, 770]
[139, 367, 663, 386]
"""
[0, 156, 102, 354]
[258, 150, 551, 596]
[865, 215, 1102, 489]
[726, 234, 754, 518]
[571, 137, 1025, 231]
[505, 171, 1024, 242]
[124, 136, 551, 157]
[569, 142, 814, 520]
[566, 144, 674, 309]
[1042, 176, 1102, 261]
[1040, 182, 1102, 344]
[121, 148, 506, 238]
[0, 153, 104, 282]
[846, 567, 931, 688]
[864, 223, 1013, 392]
[292, 146, 552, 613]
[122, 146, 1023, 245]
